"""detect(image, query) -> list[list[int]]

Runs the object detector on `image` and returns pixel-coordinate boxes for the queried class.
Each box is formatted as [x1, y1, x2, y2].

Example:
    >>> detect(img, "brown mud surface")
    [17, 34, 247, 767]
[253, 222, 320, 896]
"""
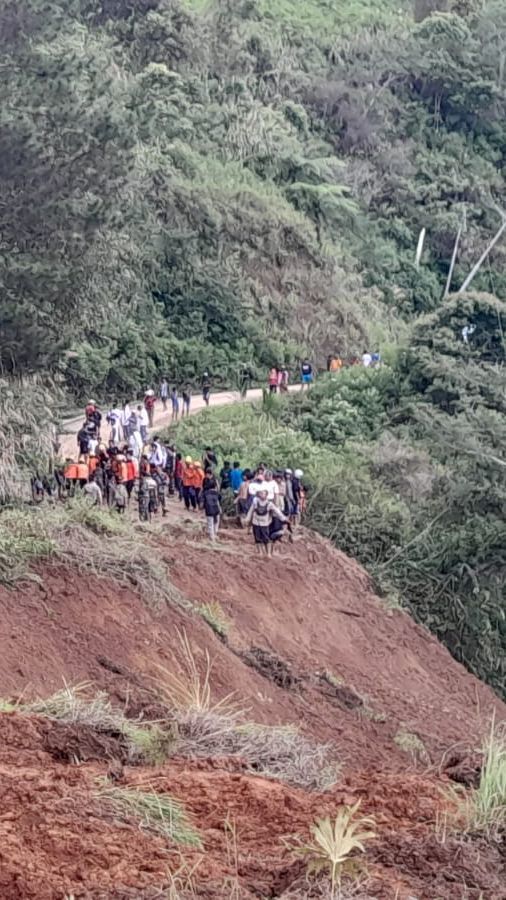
[0, 713, 504, 900]
[0, 518, 504, 898]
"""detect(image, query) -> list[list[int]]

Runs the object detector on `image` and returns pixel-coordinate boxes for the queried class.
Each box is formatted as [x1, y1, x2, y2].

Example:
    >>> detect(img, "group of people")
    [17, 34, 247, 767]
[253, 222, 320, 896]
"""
[34, 391, 307, 553]
[326, 351, 381, 371]
[267, 360, 313, 393]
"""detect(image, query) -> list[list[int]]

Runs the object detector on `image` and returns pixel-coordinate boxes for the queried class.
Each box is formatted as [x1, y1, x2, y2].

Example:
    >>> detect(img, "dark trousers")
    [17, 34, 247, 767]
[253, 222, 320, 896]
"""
[183, 485, 196, 510]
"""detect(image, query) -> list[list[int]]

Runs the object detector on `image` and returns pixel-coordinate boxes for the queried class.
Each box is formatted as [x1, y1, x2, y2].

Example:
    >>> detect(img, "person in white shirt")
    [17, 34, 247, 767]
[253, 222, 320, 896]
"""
[362, 351, 372, 368]
[262, 469, 278, 503]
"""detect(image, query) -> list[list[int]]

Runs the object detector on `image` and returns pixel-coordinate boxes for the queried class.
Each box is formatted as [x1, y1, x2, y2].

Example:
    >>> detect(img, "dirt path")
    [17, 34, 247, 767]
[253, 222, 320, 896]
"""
[60, 386, 299, 458]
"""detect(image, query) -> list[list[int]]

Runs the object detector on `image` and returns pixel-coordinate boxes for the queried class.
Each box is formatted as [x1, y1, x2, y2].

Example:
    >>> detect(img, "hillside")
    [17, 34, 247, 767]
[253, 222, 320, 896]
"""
[3, 0, 506, 396]
[0, 506, 504, 897]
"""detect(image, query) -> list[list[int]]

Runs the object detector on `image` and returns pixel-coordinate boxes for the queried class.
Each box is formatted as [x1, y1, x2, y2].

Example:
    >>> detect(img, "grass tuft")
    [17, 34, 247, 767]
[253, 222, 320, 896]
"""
[198, 601, 231, 638]
[24, 683, 173, 764]
[461, 719, 506, 836]
[99, 785, 202, 848]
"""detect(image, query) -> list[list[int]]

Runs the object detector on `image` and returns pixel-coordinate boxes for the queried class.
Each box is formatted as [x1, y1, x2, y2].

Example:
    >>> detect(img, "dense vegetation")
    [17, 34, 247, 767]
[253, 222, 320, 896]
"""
[2, 0, 506, 398]
[170, 291, 506, 698]
[1, 0, 505, 694]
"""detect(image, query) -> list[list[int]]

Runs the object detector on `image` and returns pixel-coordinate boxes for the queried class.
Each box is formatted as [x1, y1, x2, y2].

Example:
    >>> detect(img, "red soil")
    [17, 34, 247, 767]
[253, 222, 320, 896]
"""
[0, 523, 502, 768]
[0, 519, 504, 898]
[0, 713, 504, 900]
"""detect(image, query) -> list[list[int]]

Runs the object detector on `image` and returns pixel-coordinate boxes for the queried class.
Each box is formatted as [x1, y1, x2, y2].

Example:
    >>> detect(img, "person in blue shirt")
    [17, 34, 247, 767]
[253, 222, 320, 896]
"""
[230, 461, 243, 495]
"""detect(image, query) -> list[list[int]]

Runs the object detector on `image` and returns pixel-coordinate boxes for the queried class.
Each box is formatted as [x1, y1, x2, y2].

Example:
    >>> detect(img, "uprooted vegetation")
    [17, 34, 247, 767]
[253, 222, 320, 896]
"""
[99, 785, 203, 848]
[0, 498, 187, 609]
[5, 632, 339, 791]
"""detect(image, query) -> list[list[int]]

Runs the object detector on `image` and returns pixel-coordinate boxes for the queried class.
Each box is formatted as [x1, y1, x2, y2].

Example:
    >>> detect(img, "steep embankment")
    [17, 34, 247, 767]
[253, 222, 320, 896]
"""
[0, 522, 501, 768]
[0, 517, 504, 899]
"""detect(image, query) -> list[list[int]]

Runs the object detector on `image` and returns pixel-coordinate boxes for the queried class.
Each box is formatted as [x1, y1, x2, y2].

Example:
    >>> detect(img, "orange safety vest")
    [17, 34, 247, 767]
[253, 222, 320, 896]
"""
[76, 462, 89, 481]
[182, 464, 195, 487]
[88, 456, 99, 476]
[116, 460, 128, 483]
[193, 467, 204, 489]
[64, 462, 78, 480]
[126, 459, 137, 481]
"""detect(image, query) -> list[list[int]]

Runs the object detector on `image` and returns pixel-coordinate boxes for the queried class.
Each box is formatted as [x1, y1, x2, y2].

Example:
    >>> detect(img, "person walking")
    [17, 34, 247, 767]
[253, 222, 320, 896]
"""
[203, 446, 218, 470]
[300, 359, 313, 391]
[170, 386, 180, 422]
[279, 366, 289, 393]
[160, 377, 169, 411]
[203, 486, 221, 542]
[182, 386, 191, 417]
[144, 390, 156, 428]
[202, 371, 211, 406]
[174, 452, 184, 500]
[220, 460, 232, 491]
[136, 404, 149, 444]
[83, 474, 103, 506]
[245, 489, 288, 556]
[107, 405, 122, 444]
[182, 456, 198, 511]
[230, 461, 243, 495]
[268, 367, 278, 394]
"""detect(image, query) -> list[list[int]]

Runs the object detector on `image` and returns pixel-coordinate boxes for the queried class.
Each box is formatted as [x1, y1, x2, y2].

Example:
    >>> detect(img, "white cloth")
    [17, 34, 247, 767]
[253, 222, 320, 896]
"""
[262, 479, 278, 501]
[248, 480, 266, 497]
[362, 353, 372, 367]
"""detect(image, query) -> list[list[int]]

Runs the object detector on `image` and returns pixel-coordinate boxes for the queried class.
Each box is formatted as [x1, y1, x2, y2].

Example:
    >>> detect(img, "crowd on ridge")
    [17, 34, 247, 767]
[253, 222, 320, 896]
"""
[31, 385, 307, 556]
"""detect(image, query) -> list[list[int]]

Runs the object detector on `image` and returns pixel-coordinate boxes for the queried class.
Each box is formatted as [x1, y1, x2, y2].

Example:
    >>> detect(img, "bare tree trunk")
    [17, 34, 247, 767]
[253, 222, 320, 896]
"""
[458, 220, 506, 294]
[443, 225, 462, 298]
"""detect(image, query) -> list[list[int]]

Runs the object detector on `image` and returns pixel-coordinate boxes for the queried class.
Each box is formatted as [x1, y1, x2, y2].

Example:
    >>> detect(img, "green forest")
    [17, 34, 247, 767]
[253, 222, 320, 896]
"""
[3, 0, 506, 394]
[1, 0, 505, 696]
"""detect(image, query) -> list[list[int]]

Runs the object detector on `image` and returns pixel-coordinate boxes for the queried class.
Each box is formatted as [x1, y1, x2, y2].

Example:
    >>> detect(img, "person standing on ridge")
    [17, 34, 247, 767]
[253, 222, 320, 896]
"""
[202, 371, 211, 406]
[220, 460, 232, 491]
[300, 359, 313, 390]
[279, 366, 289, 393]
[245, 489, 288, 557]
[203, 446, 218, 470]
[230, 461, 243, 496]
[160, 377, 169, 411]
[203, 485, 222, 542]
[182, 456, 198, 511]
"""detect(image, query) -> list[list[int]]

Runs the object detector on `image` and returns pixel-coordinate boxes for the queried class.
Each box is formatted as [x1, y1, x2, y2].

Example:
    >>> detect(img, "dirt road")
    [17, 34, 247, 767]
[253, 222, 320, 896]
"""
[59, 385, 302, 458]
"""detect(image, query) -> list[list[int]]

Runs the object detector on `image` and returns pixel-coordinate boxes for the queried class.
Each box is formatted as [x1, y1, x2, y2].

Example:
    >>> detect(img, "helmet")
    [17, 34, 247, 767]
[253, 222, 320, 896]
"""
[285, 468, 292, 475]
[294, 468, 304, 479]
[185, 455, 192, 464]
[88, 399, 96, 405]
[145, 388, 155, 397]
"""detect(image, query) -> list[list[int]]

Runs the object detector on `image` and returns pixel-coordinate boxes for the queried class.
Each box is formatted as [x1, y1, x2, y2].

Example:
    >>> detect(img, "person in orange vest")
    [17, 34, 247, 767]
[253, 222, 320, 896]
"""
[63, 459, 78, 497]
[88, 453, 99, 477]
[125, 449, 138, 502]
[193, 460, 205, 507]
[329, 355, 343, 373]
[76, 457, 89, 488]
[182, 456, 198, 511]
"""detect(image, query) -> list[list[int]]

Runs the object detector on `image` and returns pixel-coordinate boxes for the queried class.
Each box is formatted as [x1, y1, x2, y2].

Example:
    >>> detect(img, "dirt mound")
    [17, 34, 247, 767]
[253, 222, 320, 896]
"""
[0, 712, 504, 900]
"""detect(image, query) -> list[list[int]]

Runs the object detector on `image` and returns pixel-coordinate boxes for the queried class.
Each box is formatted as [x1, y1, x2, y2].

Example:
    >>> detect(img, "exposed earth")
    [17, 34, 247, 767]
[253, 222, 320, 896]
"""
[0, 513, 504, 899]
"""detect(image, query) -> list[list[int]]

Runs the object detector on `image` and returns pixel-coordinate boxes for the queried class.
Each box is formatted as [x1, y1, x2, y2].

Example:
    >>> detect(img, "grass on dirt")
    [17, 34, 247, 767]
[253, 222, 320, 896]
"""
[197, 601, 231, 638]
[99, 785, 202, 848]
[460, 720, 506, 837]
[0, 498, 187, 609]
[23, 683, 173, 764]
[156, 631, 340, 790]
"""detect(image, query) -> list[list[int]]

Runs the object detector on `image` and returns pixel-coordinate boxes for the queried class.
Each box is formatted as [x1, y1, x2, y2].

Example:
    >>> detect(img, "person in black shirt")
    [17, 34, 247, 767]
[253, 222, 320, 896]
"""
[220, 460, 232, 491]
